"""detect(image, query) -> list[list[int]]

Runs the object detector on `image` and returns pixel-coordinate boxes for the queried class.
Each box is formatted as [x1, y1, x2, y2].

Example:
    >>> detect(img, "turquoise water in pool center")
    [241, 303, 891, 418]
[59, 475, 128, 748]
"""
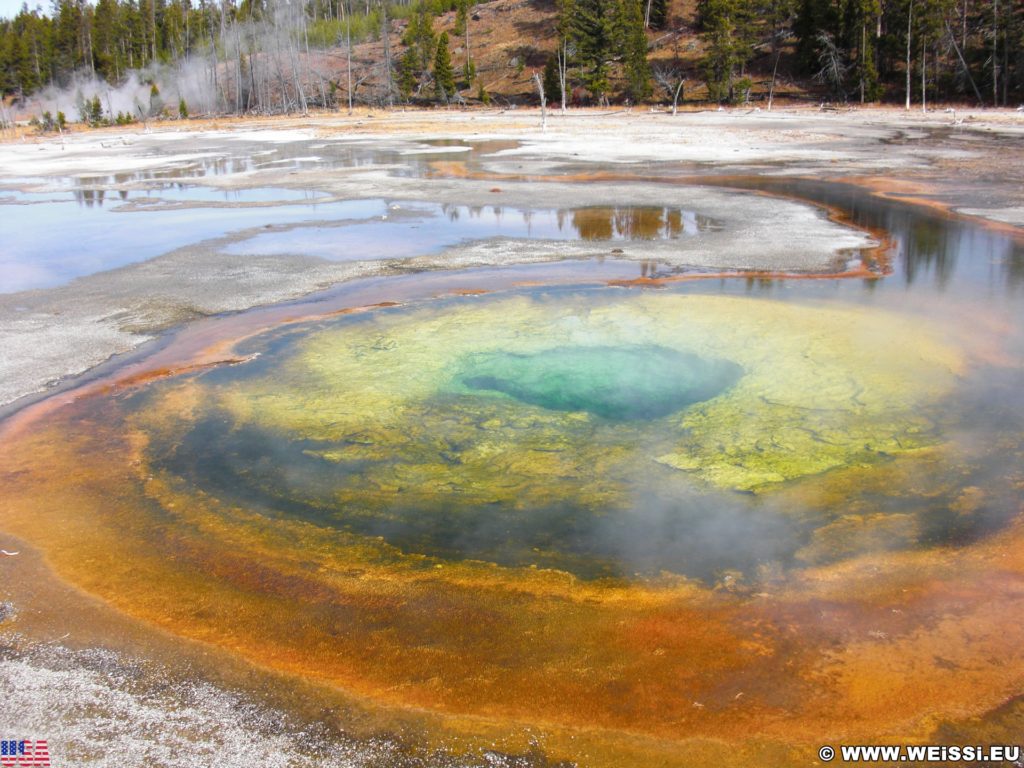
[456, 345, 743, 421]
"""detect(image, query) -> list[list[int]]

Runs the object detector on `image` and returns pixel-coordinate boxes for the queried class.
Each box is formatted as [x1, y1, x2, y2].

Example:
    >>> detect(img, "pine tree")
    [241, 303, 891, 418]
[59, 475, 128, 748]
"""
[699, 0, 734, 101]
[88, 94, 104, 125]
[122, 0, 145, 69]
[456, 0, 475, 84]
[619, 0, 651, 101]
[794, 0, 839, 74]
[850, 0, 882, 101]
[647, 0, 668, 29]
[402, 2, 436, 76]
[11, 8, 52, 94]
[454, 0, 468, 36]
[0, 23, 23, 94]
[543, 53, 562, 104]
[52, 0, 83, 82]
[149, 81, 163, 115]
[161, 0, 185, 60]
[565, 0, 616, 102]
[398, 46, 419, 100]
[433, 31, 455, 100]
[92, 0, 121, 80]
[698, 0, 753, 102]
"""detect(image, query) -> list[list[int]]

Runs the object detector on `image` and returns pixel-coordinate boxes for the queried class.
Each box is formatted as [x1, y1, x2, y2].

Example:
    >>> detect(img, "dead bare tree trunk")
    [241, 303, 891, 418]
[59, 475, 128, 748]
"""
[921, 39, 926, 111]
[83, 3, 95, 76]
[208, 19, 224, 112]
[0, 102, 12, 138]
[380, 0, 394, 108]
[465, 1, 472, 80]
[533, 72, 547, 130]
[301, 10, 321, 111]
[247, 21, 257, 111]
[270, 12, 289, 113]
[992, 0, 998, 105]
[152, 0, 160, 62]
[557, 38, 569, 112]
[768, 47, 781, 110]
[962, 0, 968, 51]
[861, 22, 871, 102]
[294, 50, 308, 114]
[346, 0, 354, 114]
[234, 21, 244, 113]
[1002, 19, 1008, 106]
[653, 63, 684, 114]
[905, 0, 913, 109]
[302, 11, 317, 110]
[945, 19, 985, 104]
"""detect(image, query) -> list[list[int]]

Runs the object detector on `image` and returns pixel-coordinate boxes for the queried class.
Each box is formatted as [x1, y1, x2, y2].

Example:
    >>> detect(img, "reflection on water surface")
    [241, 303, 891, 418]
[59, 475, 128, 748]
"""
[223, 203, 717, 261]
[0, 180, 717, 292]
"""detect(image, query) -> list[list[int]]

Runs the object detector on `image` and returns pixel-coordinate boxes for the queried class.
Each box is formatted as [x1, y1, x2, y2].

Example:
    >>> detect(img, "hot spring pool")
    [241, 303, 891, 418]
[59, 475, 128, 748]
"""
[2, 177, 1024, 767]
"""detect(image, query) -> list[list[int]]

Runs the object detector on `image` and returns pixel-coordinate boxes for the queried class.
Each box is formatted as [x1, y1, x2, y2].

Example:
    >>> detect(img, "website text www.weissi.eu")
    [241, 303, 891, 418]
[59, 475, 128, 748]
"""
[818, 744, 1022, 763]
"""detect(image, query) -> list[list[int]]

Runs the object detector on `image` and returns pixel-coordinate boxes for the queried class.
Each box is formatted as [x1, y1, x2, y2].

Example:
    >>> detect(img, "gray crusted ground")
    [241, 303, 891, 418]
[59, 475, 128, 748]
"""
[0, 636, 545, 768]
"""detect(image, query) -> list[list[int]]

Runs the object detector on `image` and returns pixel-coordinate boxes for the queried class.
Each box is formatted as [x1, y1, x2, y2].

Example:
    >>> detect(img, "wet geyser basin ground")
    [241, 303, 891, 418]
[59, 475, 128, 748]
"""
[3, 121, 1024, 766]
[6, 271, 1024, 765]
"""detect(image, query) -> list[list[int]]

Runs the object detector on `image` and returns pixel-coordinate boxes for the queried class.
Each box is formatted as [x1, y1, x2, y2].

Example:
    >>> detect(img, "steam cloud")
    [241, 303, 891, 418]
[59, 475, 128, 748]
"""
[22, 58, 220, 121]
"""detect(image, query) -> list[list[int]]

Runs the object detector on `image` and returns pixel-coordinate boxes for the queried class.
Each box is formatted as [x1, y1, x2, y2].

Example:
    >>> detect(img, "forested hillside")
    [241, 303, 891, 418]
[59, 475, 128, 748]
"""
[0, 0, 1020, 122]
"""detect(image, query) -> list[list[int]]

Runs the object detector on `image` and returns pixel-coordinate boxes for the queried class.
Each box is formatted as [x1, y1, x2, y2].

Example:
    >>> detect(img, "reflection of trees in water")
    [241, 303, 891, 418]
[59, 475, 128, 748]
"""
[1004, 245, 1024, 289]
[742, 178, 1024, 293]
[73, 188, 106, 207]
[571, 207, 615, 239]
[613, 206, 673, 239]
[901, 217, 955, 288]
[75, 157, 255, 191]
[566, 205, 710, 240]
[896, 210, 1024, 291]
[745, 276, 778, 293]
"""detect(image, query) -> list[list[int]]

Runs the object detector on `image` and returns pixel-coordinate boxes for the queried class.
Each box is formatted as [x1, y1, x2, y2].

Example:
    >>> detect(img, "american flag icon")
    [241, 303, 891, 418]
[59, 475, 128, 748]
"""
[0, 740, 50, 767]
